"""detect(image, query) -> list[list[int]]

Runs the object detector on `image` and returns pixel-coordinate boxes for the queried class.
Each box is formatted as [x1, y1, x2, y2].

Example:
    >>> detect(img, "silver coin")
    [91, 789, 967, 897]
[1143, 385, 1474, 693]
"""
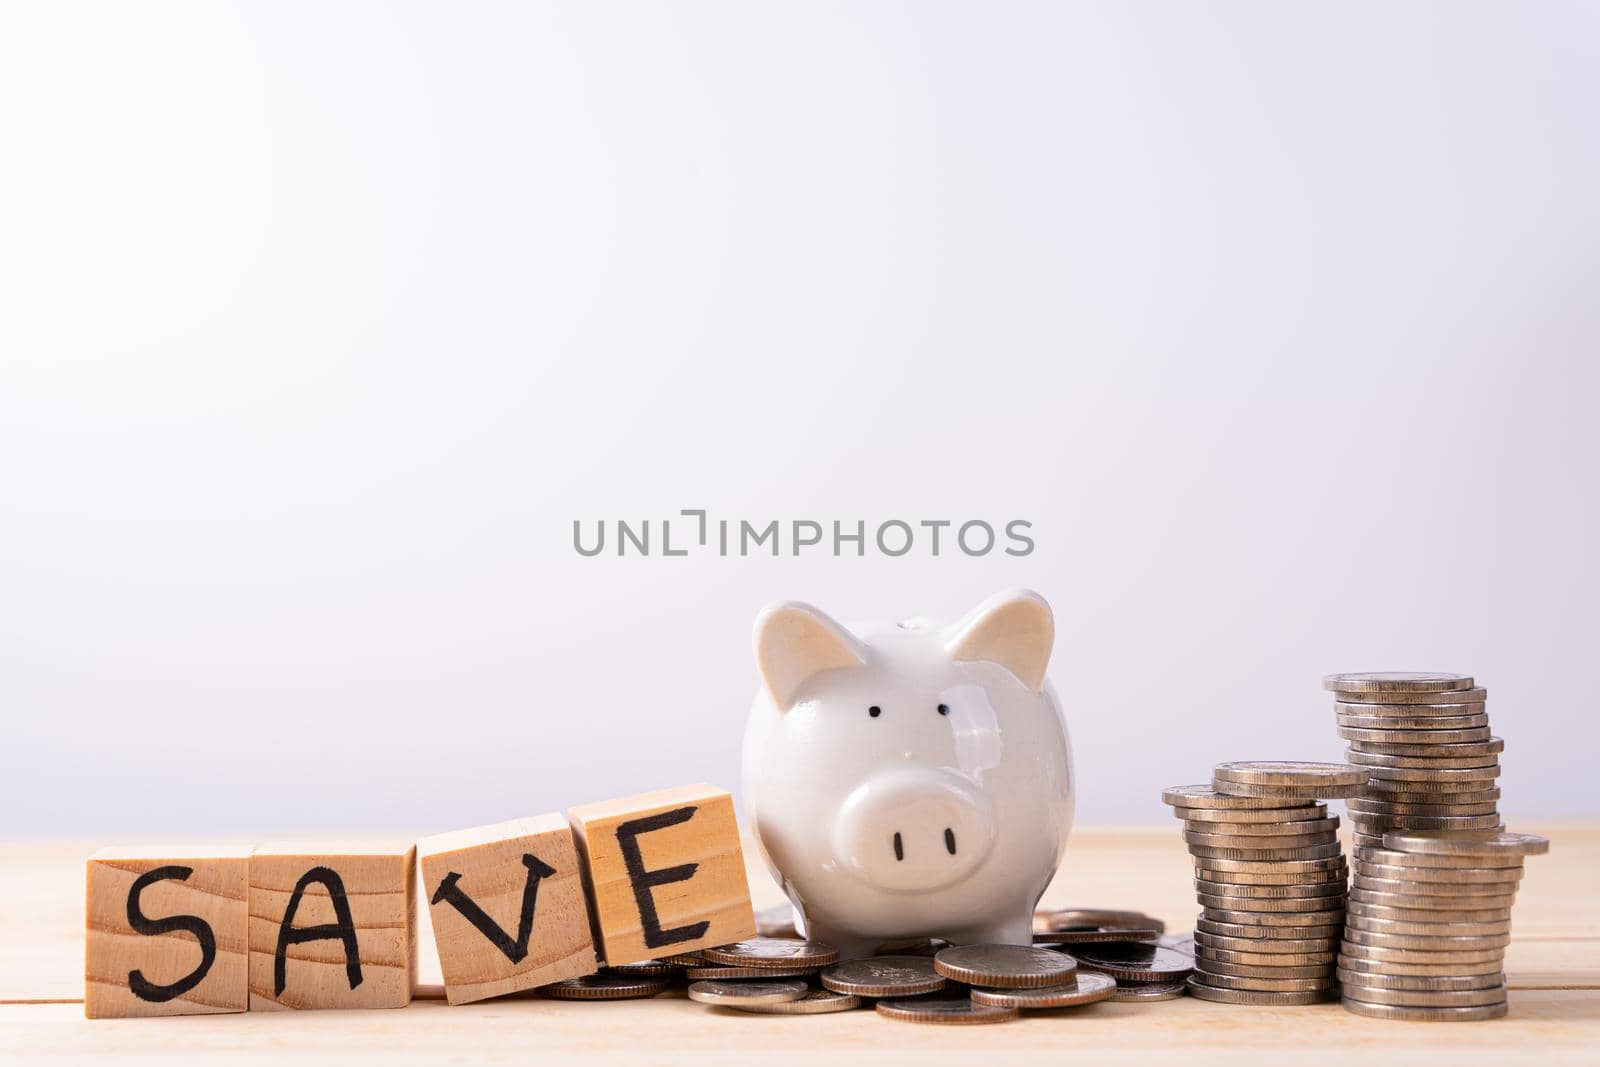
[1196, 917, 1343, 941]
[1069, 942, 1194, 981]
[1038, 908, 1165, 933]
[702, 938, 840, 967]
[1188, 842, 1344, 862]
[1345, 750, 1499, 770]
[1195, 931, 1338, 955]
[1365, 777, 1504, 794]
[1195, 944, 1335, 968]
[1212, 761, 1369, 788]
[1355, 864, 1522, 886]
[1111, 978, 1187, 1001]
[1193, 956, 1330, 980]
[1185, 829, 1339, 849]
[969, 971, 1117, 1009]
[1196, 892, 1347, 914]
[1348, 812, 1503, 832]
[1208, 779, 1367, 801]
[1189, 969, 1334, 992]
[1340, 926, 1510, 951]
[1382, 830, 1550, 857]
[1194, 855, 1346, 875]
[1202, 906, 1346, 927]
[1338, 955, 1505, 978]
[1339, 998, 1507, 1021]
[1333, 700, 1487, 718]
[1348, 899, 1511, 923]
[1036, 927, 1160, 946]
[1338, 713, 1489, 732]
[1186, 976, 1334, 1005]
[819, 955, 947, 997]
[1353, 875, 1520, 898]
[1366, 765, 1502, 783]
[1340, 725, 1492, 744]
[1182, 816, 1339, 837]
[1177, 802, 1326, 823]
[874, 994, 1019, 1025]
[1344, 914, 1511, 937]
[1334, 967, 1503, 991]
[1338, 941, 1505, 966]
[1162, 785, 1299, 810]
[1346, 799, 1501, 818]
[1349, 887, 1517, 912]
[729, 988, 862, 1014]
[1341, 984, 1506, 1008]
[1323, 672, 1474, 693]
[1354, 846, 1525, 869]
[1346, 736, 1503, 757]
[687, 979, 810, 1006]
[1195, 878, 1346, 899]
[1332, 687, 1487, 705]
[932, 944, 1078, 989]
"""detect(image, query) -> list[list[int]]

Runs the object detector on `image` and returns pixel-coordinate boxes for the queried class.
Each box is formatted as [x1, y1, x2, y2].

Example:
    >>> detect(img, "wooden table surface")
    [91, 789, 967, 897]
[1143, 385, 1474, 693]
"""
[4, 825, 1596, 1063]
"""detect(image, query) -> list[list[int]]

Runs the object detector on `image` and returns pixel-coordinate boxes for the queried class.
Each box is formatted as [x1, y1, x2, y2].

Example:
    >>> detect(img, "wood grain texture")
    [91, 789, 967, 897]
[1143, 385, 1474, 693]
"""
[567, 784, 755, 966]
[84, 846, 251, 1018]
[417, 814, 597, 1004]
[247, 843, 415, 1011]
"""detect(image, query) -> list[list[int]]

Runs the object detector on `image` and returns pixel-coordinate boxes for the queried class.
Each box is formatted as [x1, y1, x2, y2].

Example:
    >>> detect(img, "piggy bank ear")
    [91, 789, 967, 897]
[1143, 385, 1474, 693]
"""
[945, 589, 1054, 692]
[754, 601, 867, 708]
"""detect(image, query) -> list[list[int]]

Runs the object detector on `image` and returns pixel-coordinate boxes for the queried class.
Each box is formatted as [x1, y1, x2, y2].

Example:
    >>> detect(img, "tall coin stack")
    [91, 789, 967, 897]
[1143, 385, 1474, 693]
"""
[1323, 671, 1548, 1020]
[1324, 673, 1503, 852]
[1161, 761, 1367, 1006]
[1334, 829, 1549, 1021]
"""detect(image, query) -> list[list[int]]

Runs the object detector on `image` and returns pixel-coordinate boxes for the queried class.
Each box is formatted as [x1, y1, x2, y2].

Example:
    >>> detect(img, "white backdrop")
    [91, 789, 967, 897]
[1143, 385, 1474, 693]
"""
[2, 1, 1596, 836]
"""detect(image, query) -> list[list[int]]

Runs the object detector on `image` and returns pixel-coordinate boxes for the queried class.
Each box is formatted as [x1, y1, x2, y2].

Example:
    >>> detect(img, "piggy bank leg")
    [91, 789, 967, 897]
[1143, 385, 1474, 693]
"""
[943, 908, 1036, 948]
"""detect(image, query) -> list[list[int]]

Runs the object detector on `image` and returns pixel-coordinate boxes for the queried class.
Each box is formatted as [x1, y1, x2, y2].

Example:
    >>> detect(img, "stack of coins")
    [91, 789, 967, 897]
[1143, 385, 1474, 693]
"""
[682, 937, 859, 1014]
[1162, 761, 1367, 1005]
[1323, 673, 1503, 851]
[1336, 829, 1549, 1020]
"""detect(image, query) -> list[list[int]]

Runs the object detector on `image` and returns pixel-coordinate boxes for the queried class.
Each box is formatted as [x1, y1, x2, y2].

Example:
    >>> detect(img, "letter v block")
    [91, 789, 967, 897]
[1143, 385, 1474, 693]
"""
[567, 784, 755, 966]
[417, 814, 598, 1004]
[248, 842, 415, 1010]
[85, 845, 251, 1018]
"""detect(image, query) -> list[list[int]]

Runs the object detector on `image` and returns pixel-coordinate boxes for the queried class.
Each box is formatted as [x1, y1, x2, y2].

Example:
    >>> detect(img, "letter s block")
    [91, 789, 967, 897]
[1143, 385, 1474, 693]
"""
[248, 842, 415, 1010]
[566, 784, 755, 966]
[85, 845, 251, 1018]
[418, 814, 598, 1005]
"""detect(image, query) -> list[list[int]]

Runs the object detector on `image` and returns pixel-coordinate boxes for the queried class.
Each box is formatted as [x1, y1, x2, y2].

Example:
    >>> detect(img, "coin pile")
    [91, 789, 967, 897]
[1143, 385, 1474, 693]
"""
[1162, 761, 1367, 1005]
[681, 937, 858, 1014]
[1323, 673, 1504, 852]
[1032, 908, 1190, 1001]
[1335, 829, 1548, 1021]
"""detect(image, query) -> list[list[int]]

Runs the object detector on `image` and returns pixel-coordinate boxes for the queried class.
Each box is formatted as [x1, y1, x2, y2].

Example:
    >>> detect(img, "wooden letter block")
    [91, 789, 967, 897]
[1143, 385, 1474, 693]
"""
[567, 783, 755, 966]
[248, 842, 415, 1010]
[85, 845, 251, 1018]
[417, 814, 598, 1004]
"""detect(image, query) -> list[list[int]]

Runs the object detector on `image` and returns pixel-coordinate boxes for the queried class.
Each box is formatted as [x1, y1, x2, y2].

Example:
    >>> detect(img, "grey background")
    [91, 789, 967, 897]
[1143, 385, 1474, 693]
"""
[2, 1, 1596, 835]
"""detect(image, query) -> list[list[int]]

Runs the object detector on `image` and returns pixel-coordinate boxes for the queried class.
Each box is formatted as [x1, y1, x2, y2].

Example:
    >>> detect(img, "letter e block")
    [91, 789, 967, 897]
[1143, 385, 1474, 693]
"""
[85, 845, 251, 1018]
[417, 814, 598, 1004]
[567, 784, 755, 966]
[248, 842, 415, 1010]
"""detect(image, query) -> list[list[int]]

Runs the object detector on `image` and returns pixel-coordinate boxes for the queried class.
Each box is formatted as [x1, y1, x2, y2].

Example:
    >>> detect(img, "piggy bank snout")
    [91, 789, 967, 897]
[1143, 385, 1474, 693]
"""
[831, 769, 996, 893]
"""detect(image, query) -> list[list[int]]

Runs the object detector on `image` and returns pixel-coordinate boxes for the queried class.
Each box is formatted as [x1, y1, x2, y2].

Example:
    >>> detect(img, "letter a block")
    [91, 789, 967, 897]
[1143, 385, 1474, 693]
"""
[567, 783, 755, 966]
[417, 814, 598, 1005]
[248, 843, 415, 1010]
[85, 845, 251, 1018]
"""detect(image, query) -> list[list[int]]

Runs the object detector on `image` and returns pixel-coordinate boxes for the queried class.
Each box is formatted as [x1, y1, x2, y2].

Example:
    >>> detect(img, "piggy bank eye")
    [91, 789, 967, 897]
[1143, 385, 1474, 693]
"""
[868, 705, 882, 718]
[937, 703, 950, 716]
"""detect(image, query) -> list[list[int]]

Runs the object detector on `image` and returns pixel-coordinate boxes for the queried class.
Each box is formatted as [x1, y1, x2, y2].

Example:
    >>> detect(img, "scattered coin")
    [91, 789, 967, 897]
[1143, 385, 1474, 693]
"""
[539, 973, 673, 1000]
[933, 944, 1078, 988]
[1035, 927, 1161, 945]
[874, 994, 1018, 1025]
[970, 971, 1117, 1009]
[729, 988, 862, 1015]
[685, 963, 820, 980]
[1322, 672, 1473, 693]
[1382, 830, 1551, 857]
[1039, 907, 1166, 933]
[1070, 942, 1195, 982]
[687, 979, 810, 1006]
[820, 955, 947, 997]
[702, 938, 840, 968]
[1112, 978, 1187, 1001]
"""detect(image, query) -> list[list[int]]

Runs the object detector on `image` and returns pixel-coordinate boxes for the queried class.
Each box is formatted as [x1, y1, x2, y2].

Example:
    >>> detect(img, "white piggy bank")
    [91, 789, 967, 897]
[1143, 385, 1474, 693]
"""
[741, 589, 1073, 959]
